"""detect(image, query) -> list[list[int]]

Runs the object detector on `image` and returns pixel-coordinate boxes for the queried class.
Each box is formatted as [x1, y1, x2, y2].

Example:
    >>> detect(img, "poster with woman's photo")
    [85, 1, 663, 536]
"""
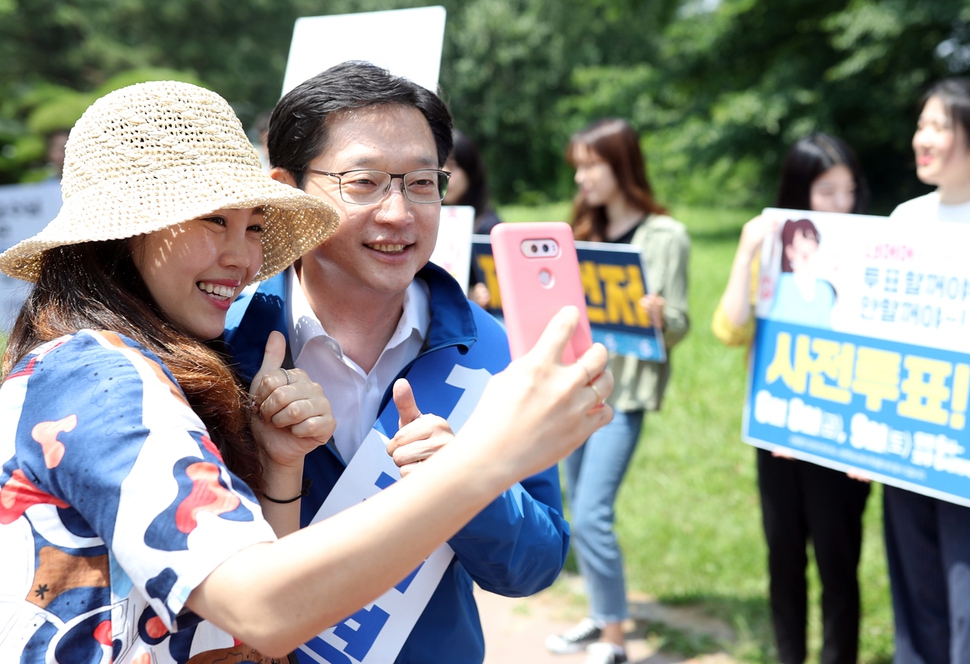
[744, 208, 970, 505]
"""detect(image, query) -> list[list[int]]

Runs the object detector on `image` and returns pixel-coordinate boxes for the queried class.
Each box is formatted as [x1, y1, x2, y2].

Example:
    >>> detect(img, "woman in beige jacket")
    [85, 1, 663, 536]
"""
[545, 118, 690, 664]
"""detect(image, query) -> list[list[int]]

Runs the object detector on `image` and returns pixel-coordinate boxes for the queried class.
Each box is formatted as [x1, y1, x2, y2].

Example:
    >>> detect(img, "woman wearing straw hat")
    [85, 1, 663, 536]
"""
[0, 81, 614, 663]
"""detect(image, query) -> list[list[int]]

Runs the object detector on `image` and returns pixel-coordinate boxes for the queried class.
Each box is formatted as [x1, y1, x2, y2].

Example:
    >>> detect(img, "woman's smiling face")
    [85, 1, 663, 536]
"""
[131, 208, 264, 340]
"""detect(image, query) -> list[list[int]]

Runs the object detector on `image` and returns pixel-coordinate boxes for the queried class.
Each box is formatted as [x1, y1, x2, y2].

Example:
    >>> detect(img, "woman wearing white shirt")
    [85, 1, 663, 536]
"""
[884, 77, 970, 664]
[891, 78, 970, 222]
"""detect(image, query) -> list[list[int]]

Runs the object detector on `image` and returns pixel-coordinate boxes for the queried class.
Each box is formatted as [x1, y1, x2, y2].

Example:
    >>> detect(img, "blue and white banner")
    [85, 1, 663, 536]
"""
[472, 236, 666, 362]
[0, 181, 61, 330]
[744, 208, 970, 505]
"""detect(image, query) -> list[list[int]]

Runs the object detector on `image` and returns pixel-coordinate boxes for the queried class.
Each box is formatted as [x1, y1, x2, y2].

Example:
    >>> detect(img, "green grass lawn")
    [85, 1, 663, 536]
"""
[498, 203, 894, 663]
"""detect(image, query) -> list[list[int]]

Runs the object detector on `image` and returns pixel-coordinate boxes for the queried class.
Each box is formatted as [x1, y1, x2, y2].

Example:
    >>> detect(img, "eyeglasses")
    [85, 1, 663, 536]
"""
[305, 168, 451, 205]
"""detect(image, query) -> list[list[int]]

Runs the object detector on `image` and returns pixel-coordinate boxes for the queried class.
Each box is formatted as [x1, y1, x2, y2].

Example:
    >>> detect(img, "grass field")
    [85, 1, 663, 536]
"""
[499, 203, 894, 663]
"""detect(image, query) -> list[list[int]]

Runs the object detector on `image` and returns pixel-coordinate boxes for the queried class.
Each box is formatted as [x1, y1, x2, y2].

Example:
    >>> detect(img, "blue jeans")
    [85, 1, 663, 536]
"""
[564, 409, 644, 624]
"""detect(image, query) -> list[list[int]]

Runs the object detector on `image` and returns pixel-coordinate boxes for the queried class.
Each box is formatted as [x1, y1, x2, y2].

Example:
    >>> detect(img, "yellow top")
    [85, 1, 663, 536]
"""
[711, 252, 760, 348]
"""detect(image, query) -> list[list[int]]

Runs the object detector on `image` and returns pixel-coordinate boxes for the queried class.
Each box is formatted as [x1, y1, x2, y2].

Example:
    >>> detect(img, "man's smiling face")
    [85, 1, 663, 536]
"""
[300, 103, 441, 299]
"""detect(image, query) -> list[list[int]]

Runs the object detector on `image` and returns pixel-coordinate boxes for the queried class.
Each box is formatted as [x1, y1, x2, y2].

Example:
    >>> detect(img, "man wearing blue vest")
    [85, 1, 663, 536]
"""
[223, 61, 569, 663]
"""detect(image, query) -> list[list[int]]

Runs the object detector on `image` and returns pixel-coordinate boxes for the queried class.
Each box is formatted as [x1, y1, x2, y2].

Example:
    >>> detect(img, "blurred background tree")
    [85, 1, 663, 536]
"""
[1, 0, 968, 212]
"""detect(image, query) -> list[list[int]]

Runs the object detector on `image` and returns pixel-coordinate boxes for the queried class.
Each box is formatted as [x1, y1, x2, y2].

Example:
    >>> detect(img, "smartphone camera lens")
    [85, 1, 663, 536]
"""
[530, 244, 538, 255]
[542, 243, 550, 253]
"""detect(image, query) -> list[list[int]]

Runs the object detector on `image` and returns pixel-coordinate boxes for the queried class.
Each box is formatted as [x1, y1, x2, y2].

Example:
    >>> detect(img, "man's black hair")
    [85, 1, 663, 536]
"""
[268, 60, 454, 189]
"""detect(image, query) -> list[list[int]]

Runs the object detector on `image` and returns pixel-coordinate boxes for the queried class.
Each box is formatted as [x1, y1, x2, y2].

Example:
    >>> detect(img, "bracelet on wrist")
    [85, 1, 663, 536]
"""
[262, 478, 312, 504]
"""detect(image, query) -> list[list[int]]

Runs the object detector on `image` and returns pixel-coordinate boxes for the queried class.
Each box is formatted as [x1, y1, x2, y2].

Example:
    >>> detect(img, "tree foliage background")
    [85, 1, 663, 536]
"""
[2, 0, 969, 213]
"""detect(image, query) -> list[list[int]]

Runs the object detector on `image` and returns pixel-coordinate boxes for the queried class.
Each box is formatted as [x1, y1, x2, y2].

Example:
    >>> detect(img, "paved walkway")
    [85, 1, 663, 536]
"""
[476, 576, 736, 664]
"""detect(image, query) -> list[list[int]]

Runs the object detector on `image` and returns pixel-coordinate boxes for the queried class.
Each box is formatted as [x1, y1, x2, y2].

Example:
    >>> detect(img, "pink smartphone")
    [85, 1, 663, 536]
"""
[491, 222, 593, 363]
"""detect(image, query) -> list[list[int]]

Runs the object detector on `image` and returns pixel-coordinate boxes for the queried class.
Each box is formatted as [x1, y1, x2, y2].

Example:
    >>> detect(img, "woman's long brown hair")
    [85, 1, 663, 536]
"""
[567, 118, 667, 241]
[1, 240, 263, 494]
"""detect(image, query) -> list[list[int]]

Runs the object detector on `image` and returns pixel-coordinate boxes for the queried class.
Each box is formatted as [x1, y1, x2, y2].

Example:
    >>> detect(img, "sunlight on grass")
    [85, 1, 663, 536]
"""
[497, 202, 572, 224]
[498, 204, 894, 663]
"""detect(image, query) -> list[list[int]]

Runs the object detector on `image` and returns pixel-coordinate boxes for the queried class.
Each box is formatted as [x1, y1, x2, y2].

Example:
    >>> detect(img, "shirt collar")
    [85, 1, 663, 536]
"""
[286, 266, 431, 365]
[287, 265, 326, 362]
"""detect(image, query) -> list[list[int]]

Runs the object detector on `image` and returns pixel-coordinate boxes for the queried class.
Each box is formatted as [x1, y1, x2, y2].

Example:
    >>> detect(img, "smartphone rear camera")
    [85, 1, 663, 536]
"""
[520, 238, 561, 258]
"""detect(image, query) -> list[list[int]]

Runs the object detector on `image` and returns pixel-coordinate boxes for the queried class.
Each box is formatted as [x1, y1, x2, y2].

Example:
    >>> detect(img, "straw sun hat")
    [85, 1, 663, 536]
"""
[0, 80, 338, 283]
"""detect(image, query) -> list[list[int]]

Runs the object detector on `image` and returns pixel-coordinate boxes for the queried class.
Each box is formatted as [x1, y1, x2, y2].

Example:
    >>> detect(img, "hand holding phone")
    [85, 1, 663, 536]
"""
[491, 222, 593, 363]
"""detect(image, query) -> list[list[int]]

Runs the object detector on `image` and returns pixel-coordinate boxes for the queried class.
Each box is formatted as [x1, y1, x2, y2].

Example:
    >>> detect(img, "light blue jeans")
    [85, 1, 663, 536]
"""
[564, 409, 645, 624]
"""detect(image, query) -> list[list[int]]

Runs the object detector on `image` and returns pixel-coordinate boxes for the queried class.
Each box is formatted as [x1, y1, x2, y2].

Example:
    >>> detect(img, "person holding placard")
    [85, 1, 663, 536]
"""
[883, 77, 970, 664]
[444, 129, 503, 236]
[544, 118, 690, 664]
[712, 133, 871, 664]
[443, 129, 503, 308]
[0, 80, 614, 664]
[223, 61, 580, 663]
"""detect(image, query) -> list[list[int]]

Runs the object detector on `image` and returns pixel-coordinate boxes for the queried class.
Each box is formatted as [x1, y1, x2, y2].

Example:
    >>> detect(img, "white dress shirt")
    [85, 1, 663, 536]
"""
[286, 267, 431, 462]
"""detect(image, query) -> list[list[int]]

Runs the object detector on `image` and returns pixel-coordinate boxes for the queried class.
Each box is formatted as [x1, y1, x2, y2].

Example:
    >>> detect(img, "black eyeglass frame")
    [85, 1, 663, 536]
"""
[304, 168, 451, 205]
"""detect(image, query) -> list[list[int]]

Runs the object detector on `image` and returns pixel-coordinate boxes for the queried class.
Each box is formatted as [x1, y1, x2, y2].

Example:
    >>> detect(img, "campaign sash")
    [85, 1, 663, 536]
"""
[296, 351, 495, 663]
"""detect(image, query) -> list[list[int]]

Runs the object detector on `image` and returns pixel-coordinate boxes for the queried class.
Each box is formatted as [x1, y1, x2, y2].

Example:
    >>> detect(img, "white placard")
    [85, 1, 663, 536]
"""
[431, 205, 474, 293]
[0, 181, 62, 331]
[282, 6, 446, 95]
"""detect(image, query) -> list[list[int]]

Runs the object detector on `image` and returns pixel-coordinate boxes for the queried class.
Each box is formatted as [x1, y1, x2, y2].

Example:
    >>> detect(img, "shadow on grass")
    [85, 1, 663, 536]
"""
[627, 619, 725, 663]
[627, 593, 776, 663]
[630, 592, 894, 664]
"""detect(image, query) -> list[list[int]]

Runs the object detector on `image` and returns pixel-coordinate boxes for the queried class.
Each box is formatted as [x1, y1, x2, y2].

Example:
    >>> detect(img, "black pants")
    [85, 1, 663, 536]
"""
[883, 485, 970, 664]
[757, 449, 871, 664]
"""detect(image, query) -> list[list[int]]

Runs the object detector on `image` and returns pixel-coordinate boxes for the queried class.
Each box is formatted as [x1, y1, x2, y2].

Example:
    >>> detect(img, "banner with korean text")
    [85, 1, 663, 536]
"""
[471, 235, 666, 362]
[0, 181, 62, 331]
[744, 208, 970, 505]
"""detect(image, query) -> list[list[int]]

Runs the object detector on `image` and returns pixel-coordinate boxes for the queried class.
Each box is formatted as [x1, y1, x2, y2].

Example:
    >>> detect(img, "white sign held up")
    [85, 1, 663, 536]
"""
[282, 6, 446, 95]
